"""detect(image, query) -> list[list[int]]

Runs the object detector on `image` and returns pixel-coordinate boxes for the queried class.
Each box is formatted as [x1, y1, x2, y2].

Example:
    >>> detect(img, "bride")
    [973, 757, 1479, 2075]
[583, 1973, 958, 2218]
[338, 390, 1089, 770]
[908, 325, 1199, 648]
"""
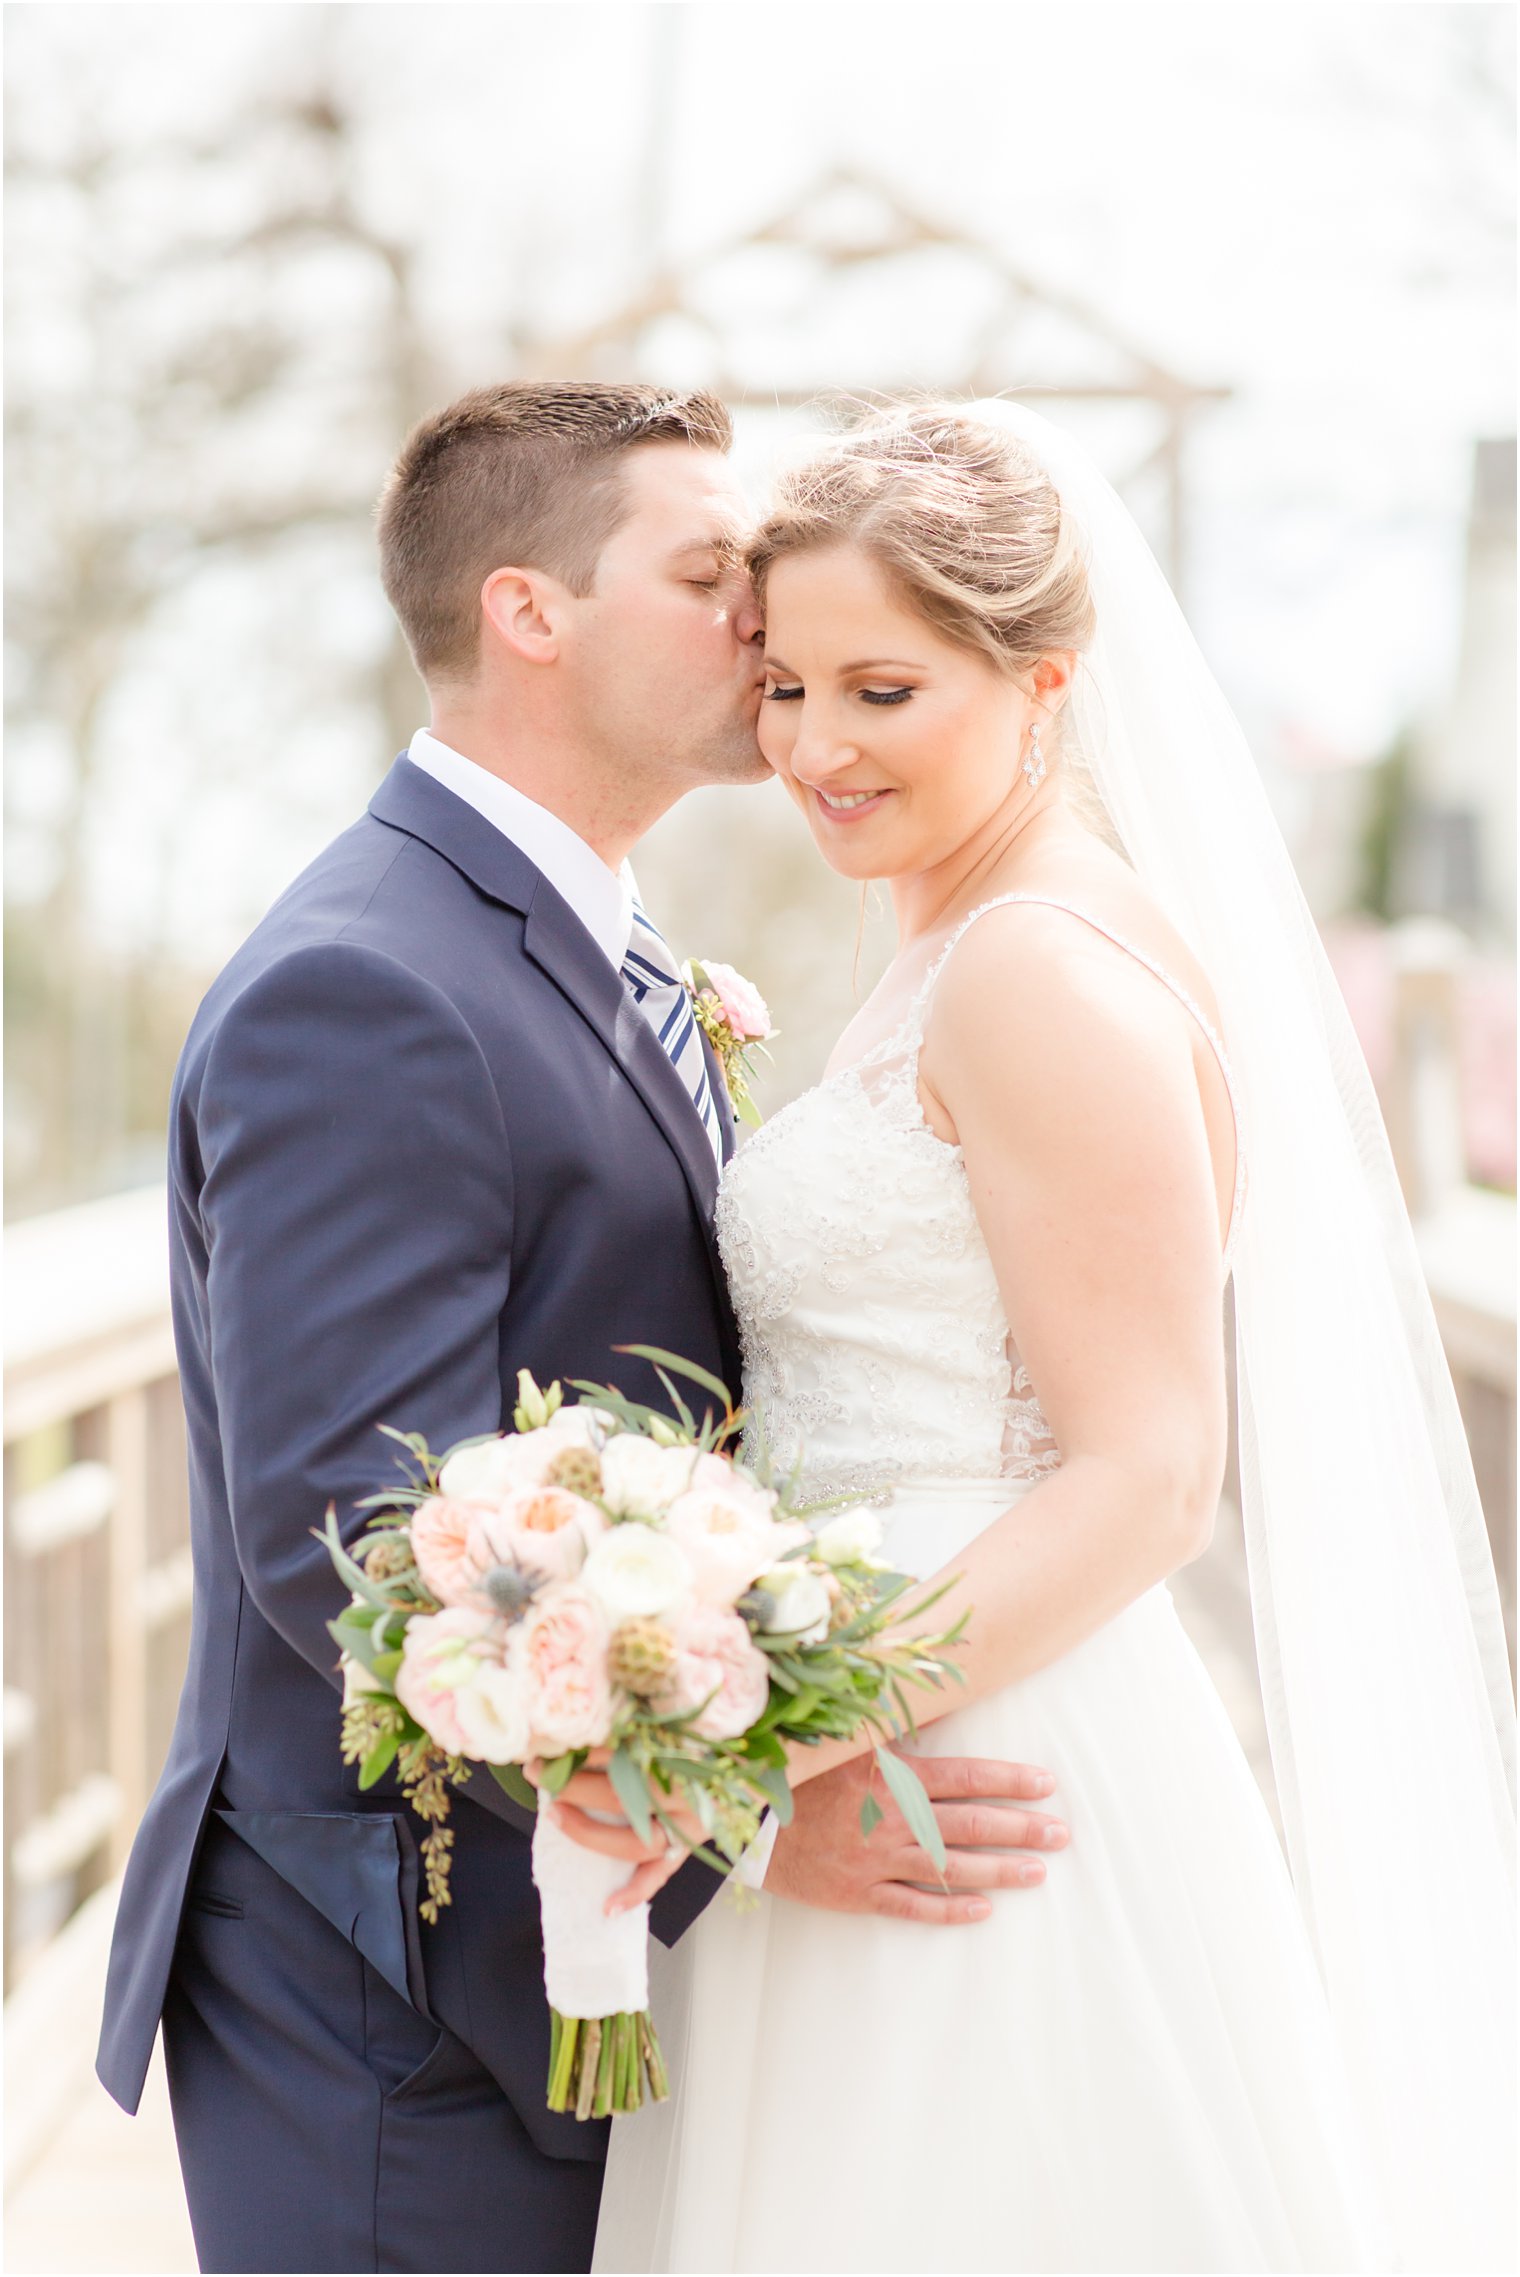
[583, 402, 1515, 2273]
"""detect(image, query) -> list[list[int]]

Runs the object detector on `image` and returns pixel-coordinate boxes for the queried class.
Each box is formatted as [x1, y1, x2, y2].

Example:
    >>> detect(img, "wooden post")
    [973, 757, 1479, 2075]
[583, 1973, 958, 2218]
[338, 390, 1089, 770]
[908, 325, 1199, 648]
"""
[105, 1387, 150, 1867]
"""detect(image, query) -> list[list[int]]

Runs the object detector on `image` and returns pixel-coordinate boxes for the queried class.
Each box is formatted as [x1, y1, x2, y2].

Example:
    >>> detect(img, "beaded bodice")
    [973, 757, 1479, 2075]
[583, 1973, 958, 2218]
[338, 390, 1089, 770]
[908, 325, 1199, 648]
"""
[715, 895, 1245, 1511]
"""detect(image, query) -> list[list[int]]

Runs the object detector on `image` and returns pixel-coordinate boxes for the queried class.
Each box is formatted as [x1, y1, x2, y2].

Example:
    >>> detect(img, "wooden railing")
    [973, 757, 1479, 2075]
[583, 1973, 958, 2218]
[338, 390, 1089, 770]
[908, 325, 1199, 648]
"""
[3, 1188, 188, 1993]
[3, 1128, 1515, 1992]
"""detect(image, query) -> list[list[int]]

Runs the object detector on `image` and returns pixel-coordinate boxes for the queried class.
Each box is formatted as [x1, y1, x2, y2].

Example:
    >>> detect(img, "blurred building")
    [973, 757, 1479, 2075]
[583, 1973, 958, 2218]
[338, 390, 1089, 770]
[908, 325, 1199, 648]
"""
[1401, 437, 1517, 944]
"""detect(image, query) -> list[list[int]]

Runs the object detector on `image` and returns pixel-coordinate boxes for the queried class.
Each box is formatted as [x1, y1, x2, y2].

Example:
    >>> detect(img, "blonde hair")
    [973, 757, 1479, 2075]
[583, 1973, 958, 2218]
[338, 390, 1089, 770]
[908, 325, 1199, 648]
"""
[749, 399, 1097, 728]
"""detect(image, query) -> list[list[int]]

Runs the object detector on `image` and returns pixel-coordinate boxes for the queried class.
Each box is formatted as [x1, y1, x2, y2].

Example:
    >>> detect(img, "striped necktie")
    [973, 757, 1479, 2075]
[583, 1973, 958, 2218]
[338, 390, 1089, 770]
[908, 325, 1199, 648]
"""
[621, 899, 726, 1167]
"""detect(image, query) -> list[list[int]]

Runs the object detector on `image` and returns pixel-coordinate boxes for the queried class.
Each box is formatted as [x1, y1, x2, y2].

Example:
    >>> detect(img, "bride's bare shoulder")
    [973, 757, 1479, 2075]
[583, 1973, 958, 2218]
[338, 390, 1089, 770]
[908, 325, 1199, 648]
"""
[940, 841, 1224, 1040]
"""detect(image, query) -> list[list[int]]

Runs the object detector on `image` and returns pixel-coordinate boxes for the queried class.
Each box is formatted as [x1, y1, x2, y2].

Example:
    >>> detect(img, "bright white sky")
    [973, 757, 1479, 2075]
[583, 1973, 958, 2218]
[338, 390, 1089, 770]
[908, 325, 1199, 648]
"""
[7, 0, 1514, 959]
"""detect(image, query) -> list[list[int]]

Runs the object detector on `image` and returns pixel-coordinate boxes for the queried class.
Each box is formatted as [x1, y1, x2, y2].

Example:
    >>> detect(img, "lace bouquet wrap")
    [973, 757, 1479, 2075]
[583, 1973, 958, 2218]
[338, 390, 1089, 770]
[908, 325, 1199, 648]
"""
[325, 1351, 965, 2119]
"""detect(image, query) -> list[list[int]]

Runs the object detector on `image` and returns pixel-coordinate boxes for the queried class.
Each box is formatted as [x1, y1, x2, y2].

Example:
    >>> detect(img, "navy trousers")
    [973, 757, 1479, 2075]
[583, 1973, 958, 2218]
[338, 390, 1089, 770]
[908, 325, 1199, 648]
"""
[161, 1817, 603, 2273]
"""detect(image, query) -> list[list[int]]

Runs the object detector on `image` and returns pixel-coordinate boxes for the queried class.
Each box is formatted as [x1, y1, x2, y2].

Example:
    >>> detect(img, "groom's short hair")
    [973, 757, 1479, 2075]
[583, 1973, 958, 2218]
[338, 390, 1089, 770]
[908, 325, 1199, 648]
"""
[377, 381, 733, 682]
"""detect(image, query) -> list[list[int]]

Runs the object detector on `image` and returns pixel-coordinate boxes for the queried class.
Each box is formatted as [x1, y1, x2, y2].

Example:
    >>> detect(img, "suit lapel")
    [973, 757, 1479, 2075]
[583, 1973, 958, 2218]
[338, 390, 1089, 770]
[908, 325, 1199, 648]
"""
[370, 756, 727, 1256]
[522, 890, 723, 1243]
[701, 1030, 739, 1168]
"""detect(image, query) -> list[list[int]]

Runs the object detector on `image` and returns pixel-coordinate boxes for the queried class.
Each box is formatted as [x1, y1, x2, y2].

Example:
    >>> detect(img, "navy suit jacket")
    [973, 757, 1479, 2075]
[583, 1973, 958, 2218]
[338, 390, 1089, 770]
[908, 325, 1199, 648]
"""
[97, 758, 743, 2160]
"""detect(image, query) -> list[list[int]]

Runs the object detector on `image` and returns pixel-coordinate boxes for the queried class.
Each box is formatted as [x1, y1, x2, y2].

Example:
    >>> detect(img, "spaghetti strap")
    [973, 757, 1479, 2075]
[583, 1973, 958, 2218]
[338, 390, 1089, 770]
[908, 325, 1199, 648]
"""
[917, 893, 1248, 1261]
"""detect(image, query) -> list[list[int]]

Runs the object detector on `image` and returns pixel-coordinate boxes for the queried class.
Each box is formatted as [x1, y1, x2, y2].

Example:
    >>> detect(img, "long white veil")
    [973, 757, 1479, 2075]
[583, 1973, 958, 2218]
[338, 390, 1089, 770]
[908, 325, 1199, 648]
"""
[971, 398, 1516, 2270]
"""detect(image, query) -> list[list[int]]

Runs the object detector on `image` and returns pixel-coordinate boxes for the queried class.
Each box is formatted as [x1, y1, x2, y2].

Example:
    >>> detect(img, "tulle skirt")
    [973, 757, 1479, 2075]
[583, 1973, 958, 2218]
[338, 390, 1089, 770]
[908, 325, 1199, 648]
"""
[593, 1479, 1387, 2274]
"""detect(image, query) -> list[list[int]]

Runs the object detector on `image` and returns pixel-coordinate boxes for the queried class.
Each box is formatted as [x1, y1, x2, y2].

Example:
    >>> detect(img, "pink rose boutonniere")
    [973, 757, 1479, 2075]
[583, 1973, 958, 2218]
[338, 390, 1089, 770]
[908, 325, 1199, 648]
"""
[682, 958, 775, 1128]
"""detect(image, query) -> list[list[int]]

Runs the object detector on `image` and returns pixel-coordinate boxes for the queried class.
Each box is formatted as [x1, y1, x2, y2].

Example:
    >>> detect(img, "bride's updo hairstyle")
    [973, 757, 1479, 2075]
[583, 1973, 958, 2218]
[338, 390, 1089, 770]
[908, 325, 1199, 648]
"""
[748, 402, 1097, 718]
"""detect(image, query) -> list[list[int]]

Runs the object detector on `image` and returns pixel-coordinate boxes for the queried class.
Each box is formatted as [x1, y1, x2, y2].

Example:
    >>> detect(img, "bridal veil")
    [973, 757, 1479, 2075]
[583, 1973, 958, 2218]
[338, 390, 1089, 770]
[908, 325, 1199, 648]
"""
[968, 397, 1516, 2271]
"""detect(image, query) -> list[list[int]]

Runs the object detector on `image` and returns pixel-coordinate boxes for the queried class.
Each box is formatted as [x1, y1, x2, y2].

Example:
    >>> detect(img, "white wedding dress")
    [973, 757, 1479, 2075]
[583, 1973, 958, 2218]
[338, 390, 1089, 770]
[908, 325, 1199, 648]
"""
[594, 896, 1387, 2276]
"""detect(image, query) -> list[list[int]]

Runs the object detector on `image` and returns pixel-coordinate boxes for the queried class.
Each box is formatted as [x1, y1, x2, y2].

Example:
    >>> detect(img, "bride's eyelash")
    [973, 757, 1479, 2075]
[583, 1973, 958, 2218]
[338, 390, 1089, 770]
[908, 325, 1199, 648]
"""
[762, 685, 914, 705]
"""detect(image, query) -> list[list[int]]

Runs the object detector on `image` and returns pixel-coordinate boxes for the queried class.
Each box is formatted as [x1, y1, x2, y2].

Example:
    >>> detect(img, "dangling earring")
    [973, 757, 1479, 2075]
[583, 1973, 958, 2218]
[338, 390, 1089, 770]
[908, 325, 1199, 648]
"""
[1023, 721, 1046, 789]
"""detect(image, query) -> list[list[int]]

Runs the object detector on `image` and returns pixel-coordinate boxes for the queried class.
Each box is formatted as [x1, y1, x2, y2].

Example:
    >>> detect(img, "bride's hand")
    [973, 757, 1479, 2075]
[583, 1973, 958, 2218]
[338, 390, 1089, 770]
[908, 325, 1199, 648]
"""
[525, 1751, 705, 1915]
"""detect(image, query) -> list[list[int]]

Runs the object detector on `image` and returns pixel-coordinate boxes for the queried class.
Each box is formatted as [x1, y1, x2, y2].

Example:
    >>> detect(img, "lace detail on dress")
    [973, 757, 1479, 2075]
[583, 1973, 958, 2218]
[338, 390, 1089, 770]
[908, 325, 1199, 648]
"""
[716, 893, 1246, 1515]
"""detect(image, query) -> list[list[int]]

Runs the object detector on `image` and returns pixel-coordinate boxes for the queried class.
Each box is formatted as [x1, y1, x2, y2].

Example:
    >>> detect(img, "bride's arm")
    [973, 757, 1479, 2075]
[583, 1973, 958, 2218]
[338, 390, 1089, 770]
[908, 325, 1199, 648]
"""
[786, 904, 1231, 1787]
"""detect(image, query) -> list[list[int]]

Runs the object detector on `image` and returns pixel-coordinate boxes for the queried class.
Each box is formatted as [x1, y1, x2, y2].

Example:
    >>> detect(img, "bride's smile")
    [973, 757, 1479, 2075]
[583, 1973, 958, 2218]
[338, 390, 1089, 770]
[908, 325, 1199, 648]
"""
[755, 538, 1088, 956]
[760, 544, 1036, 878]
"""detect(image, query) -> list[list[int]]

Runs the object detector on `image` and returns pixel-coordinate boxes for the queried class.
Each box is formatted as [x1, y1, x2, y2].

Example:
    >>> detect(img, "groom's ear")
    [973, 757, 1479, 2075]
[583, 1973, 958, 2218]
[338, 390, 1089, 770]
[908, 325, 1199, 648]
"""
[480, 565, 571, 667]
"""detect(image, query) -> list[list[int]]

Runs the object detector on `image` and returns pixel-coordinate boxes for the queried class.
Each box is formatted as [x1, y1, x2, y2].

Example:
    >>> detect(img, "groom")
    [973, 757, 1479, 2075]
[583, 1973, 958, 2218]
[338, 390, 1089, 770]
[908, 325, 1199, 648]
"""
[96, 381, 1061, 2274]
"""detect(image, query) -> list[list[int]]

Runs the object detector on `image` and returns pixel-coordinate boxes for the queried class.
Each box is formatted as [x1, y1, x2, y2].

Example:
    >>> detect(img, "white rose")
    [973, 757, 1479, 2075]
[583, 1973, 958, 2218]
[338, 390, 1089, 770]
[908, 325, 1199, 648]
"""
[341, 1655, 384, 1707]
[665, 1484, 794, 1608]
[581, 1524, 696, 1626]
[760, 1566, 833, 1645]
[811, 1508, 885, 1567]
[597, 1434, 697, 1519]
[438, 1434, 553, 1501]
[451, 1642, 533, 1764]
[686, 1450, 777, 1508]
[541, 1404, 606, 1451]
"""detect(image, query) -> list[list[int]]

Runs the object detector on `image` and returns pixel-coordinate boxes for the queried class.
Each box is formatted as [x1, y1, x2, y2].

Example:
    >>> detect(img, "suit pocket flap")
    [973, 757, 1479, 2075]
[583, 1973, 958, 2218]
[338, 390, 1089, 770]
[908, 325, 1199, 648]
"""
[214, 1809, 430, 2016]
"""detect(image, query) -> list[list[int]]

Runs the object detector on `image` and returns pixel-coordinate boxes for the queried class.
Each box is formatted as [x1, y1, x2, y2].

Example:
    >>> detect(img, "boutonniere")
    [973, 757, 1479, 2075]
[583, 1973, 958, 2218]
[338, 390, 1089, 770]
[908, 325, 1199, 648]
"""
[682, 959, 776, 1128]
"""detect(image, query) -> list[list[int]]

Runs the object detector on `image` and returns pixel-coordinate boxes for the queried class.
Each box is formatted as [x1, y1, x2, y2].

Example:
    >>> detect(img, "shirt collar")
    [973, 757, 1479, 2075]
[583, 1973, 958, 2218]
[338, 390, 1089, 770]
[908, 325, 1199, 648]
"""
[406, 728, 636, 969]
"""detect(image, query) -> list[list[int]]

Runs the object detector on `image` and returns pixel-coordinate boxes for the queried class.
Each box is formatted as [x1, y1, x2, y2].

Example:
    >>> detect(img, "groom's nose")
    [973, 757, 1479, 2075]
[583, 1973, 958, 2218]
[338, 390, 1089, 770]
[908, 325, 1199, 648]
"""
[732, 585, 764, 652]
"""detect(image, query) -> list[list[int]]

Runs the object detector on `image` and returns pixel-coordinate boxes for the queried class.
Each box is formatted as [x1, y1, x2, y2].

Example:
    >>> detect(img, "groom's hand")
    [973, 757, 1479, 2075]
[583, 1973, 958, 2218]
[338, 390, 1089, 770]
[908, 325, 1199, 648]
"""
[766, 1753, 1067, 1923]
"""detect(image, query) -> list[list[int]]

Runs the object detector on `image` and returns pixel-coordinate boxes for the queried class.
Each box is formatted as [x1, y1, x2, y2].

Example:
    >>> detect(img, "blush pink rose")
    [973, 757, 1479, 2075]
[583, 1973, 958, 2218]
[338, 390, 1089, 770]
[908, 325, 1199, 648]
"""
[701, 961, 771, 1042]
[470, 1486, 603, 1586]
[396, 1605, 512, 1757]
[653, 1605, 772, 1741]
[521, 1584, 617, 1755]
[410, 1496, 493, 1607]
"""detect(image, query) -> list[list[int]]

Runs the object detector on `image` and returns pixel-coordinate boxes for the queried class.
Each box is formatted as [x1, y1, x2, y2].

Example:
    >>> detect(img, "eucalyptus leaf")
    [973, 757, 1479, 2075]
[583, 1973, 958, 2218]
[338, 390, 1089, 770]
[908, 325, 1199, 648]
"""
[742, 1727, 787, 1770]
[875, 1747, 947, 1873]
[331, 1614, 385, 1672]
[652, 1368, 697, 1435]
[649, 1800, 727, 1876]
[358, 1726, 402, 1790]
[859, 1790, 885, 1839]
[608, 1747, 654, 1845]
[319, 1510, 395, 1612]
[488, 1762, 539, 1811]
[538, 1752, 580, 1797]
[612, 1346, 735, 1408]
[753, 1763, 794, 1826]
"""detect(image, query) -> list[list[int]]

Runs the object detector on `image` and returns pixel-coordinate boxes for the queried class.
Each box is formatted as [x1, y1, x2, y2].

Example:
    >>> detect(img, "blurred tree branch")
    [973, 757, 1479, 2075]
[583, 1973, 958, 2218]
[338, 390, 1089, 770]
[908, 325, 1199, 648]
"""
[4, 45, 441, 1212]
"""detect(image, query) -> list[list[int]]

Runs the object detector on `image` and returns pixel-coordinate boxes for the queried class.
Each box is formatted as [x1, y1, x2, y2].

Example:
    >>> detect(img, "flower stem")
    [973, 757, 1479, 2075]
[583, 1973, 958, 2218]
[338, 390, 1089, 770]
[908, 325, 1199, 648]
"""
[546, 2008, 670, 2116]
[575, 2018, 603, 2121]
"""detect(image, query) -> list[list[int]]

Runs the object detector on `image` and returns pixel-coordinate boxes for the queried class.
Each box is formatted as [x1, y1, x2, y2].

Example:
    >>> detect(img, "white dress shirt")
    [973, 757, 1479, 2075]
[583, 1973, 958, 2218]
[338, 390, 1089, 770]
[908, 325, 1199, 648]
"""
[403, 729, 777, 1890]
[407, 728, 637, 967]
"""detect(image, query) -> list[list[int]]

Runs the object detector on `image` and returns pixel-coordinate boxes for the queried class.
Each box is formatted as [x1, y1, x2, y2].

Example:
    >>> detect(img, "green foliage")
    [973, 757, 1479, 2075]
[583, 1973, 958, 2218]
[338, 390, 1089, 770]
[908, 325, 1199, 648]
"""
[1354, 728, 1413, 921]
[874, 1746, 947, 1873]
[324, 1372, 971, 1997]
[487, 1761, 539, 1812]
[607, 1746, 654, 1843]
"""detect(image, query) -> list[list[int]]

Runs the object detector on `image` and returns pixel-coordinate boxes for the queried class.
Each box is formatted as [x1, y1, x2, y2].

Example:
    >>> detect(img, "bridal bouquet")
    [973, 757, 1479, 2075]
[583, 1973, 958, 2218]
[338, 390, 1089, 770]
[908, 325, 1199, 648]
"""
[325, 1351, 964, 2120]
